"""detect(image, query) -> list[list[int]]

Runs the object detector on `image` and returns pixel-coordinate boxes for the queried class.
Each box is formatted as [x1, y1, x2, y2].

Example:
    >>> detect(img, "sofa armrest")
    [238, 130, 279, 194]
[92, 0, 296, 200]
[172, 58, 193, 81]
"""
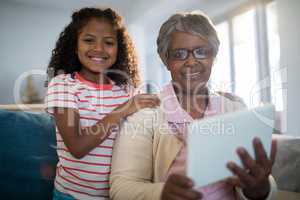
[272, 134, 300, 192]
[0, 104, 44, 112]
[277, 190, 300, 200]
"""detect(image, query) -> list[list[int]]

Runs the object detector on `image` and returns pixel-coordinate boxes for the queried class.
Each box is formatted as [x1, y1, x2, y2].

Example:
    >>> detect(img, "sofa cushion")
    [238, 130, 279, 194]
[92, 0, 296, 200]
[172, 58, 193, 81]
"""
[0, 109, 58, 199]
[272, 134, 300, 192]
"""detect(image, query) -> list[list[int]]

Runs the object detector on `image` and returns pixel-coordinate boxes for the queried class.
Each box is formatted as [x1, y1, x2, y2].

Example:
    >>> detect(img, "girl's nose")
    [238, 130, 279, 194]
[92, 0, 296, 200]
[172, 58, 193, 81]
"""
[94, 42, 104, 51]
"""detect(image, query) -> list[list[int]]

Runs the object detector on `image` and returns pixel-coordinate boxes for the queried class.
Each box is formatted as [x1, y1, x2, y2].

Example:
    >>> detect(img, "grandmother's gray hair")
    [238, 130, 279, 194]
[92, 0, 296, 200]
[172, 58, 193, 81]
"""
[157, 10, 220, 65]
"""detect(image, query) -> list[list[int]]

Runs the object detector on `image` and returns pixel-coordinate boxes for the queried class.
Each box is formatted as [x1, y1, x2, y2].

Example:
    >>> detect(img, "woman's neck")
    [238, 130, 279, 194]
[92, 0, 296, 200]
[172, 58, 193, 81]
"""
[174, 86, 209, 119]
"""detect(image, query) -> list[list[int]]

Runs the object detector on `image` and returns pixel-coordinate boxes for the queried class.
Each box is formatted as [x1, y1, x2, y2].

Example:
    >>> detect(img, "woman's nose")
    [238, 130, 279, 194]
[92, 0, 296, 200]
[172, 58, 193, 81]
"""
[185, 52, 197, 65]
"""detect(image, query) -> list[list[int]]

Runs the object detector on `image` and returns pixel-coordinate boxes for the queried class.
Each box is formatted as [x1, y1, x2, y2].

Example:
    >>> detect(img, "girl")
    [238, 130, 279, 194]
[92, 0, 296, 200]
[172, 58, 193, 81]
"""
[45, 7, 159, 200]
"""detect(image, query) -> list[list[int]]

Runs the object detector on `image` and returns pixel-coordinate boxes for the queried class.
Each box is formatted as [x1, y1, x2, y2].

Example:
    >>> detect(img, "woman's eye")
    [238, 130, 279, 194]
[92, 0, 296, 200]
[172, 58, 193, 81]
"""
[174, 52, 183, 58]
[173, 50, 186, 58]
[195, 49, 205, 55]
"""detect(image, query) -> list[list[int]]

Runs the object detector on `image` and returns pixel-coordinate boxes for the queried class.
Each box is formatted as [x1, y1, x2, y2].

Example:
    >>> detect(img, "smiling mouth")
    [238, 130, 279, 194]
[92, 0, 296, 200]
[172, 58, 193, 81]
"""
[183, 72, 201, 78]
[89, 56, 108, 63]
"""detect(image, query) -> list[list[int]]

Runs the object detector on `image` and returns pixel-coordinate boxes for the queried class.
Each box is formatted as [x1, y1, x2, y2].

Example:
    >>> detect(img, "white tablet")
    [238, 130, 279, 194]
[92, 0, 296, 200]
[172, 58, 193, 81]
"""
[187, 104, 275, 187]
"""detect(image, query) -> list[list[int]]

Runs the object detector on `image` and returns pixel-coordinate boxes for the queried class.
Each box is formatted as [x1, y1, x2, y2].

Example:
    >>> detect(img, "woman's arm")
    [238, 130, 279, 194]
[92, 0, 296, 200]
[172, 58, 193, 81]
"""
[110, 108, 165, 200]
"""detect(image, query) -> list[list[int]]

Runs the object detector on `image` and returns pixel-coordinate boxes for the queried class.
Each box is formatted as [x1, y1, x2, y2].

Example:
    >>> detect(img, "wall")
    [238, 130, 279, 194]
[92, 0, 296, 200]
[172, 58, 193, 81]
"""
[0, 1, 70, 104]
[0, 0, 252, 104]
[2, 0, 298, 136]
[276, 0, 300, 136]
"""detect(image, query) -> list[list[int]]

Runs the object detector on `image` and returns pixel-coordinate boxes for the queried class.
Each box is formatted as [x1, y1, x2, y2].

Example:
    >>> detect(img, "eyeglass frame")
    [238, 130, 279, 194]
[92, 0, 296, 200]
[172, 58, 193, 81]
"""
[166, 46, 214, 61]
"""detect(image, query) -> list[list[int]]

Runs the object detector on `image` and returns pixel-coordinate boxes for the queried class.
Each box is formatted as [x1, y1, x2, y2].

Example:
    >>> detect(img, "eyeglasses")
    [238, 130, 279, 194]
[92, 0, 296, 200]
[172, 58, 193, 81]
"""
[167, 47, 213, 61]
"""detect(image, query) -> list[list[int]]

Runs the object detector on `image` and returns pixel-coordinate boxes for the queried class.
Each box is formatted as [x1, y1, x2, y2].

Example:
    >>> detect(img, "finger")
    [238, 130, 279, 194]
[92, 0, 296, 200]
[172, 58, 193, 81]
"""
[139, 101, 159, 109]
[226, 176, 246, 188]
[138, 97, 160, 104]
[236, 147, 261, 177]
[169, 174, 194, 189]
[270, 139, 277, 166]
[134, 95, 159, 103]
[132, 100, 151, 109]
[227, 162, 255, 188]
[138, 100, 160, 109]
[144, 97, 160, 106]
[166, 193, 182, 200]
[170, 185, 202, 200]
[154, 97, 161, 105]
[253, 138, 269, 167]
[136, 93, 159, 100]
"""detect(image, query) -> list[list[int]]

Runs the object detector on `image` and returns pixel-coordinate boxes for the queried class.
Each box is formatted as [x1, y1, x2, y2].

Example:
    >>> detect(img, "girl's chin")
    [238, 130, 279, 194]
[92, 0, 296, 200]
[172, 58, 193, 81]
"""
[83, 68, 106, 75]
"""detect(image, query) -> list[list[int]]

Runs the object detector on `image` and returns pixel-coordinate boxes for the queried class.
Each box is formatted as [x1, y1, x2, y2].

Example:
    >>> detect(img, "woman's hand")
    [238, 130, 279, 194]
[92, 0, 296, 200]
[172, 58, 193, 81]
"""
[226, 138, 277, 199]
[115, 93, 160, 118]
[161, 174, 202, 200]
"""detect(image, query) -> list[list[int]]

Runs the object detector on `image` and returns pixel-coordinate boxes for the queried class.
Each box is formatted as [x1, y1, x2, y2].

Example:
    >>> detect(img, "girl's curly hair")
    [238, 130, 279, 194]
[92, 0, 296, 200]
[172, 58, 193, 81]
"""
[46, 7, 140, 87]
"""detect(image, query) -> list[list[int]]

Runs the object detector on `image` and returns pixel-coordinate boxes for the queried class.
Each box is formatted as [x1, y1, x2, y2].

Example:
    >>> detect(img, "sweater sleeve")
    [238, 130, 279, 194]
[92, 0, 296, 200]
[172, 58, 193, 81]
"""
[235, 175, 278, 200]
[110, 108, 165, 200]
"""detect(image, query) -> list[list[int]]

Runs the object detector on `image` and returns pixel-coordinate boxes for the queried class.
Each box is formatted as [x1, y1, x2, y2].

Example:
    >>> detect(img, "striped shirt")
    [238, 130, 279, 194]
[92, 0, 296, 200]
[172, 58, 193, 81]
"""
[45, 72, 131, 200]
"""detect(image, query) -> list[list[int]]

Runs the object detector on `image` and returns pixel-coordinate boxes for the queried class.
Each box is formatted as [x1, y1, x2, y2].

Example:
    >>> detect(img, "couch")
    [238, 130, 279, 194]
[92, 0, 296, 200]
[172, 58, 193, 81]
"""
[0, 108, 57, 199]
[0, 106, 299, 199]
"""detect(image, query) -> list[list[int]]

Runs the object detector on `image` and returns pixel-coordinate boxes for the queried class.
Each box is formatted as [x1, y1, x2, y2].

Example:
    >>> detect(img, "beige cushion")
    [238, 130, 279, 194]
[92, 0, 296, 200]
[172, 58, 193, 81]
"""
[272, 134, 300, 192]
[277, 190, 300, 200]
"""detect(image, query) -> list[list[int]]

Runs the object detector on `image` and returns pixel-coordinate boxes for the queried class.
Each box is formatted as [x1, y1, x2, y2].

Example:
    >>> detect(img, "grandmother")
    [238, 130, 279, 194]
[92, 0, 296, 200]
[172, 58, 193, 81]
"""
[110, 11, 277, 200]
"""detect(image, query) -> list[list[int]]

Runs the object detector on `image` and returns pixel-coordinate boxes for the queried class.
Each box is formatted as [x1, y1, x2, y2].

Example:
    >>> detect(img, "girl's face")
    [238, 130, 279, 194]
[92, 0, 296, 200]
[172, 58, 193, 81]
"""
[77, 18, 118, 76]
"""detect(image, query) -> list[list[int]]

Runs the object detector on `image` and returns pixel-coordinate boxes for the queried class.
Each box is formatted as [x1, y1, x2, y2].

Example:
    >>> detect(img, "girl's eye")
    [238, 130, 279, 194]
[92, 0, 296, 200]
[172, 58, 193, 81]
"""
[83, 38, 94, 43]
[105, 41, 115, 46]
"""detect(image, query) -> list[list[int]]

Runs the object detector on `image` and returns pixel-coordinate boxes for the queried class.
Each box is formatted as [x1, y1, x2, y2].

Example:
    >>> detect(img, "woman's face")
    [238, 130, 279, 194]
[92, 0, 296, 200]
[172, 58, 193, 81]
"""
[166, 31, 214, 95]
[77, 18, 118, 75]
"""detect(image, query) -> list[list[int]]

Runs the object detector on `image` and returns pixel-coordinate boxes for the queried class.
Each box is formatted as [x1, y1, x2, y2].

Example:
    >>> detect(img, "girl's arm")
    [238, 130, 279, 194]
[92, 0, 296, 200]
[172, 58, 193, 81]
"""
[53, 94, 160, 159]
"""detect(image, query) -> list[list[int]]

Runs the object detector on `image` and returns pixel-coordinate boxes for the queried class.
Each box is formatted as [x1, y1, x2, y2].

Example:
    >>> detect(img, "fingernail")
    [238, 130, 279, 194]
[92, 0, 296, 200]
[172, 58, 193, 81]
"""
[237, 148, 245, 155]
[227, 162, 234, 169]
[254, 137, 261, 144]
[188, 180, 194, 187]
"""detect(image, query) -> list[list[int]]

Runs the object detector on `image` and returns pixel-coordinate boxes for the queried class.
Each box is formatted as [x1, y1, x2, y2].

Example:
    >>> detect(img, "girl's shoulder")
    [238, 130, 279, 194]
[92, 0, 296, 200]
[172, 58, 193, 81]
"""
[49, 73, 76, 85]
[112, 84, 135, 95]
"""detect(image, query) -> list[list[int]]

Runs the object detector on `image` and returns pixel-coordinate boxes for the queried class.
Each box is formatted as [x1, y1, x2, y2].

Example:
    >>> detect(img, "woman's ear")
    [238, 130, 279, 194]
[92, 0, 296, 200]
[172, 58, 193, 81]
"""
[212, 56, 217, 66]
[166, 65, 171, 72]
[162, 55, 171, 71]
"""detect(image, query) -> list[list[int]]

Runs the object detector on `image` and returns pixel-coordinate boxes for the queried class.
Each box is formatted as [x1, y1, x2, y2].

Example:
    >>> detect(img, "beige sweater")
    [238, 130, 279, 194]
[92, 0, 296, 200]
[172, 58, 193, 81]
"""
[110, 93, 277, 200]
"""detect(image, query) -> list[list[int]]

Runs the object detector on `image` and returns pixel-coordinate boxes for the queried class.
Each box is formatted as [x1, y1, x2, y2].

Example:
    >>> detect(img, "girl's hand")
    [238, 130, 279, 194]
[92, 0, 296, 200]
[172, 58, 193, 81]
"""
[161, 174, 202, 200]
[226, 138, 277, 199]
[116, 94, 160, 118]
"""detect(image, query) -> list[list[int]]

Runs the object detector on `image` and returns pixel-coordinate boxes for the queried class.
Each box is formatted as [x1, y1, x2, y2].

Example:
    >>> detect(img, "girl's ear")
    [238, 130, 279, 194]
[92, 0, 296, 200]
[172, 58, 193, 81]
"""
[75, 41, 78, 54]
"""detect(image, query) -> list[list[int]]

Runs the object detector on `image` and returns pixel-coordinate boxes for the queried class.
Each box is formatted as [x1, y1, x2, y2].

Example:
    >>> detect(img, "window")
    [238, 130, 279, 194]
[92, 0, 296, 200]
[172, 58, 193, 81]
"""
[233, 9, 259, 106]
[213, 0, 281, 109]
[266, 1, 283, 110]
[210, 22, 232, 93]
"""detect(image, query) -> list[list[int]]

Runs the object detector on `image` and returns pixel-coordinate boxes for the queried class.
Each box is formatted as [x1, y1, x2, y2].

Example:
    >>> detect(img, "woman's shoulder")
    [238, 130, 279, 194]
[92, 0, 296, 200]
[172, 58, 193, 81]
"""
[213, 91, 247, 111]
[215, 91, 245, 104]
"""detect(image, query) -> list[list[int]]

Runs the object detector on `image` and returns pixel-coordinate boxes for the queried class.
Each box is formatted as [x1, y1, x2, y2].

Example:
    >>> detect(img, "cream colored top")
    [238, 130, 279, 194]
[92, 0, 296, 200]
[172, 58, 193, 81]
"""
[110, 91, 277, 200]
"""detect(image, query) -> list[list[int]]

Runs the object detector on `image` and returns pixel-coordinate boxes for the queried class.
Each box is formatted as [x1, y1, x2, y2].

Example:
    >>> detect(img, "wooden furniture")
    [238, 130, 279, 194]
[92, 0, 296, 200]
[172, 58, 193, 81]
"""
[0, 104, 44, 112]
